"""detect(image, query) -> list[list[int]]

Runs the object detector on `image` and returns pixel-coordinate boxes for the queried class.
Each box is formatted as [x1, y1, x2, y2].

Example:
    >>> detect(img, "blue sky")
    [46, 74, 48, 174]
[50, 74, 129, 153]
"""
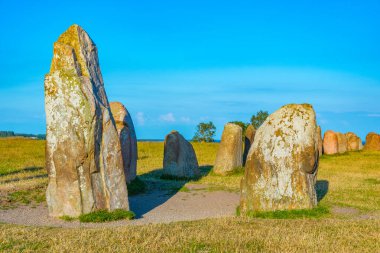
[0, 0, 379, 140]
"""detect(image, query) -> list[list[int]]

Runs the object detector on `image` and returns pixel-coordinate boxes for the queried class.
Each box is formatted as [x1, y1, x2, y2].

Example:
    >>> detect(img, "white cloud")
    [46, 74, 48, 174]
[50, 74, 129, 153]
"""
[159, 113, 176, 122]
[136, 112, 145, 125]
[180, 116, 191, 123]
[368, 114, 380, 118]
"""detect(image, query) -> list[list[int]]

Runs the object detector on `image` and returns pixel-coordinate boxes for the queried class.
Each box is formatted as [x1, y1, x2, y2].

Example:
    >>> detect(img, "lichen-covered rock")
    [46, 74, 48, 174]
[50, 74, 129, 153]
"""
[345, 132, 362, 151]
[214, 123, 243, 175]
[323, 130, 338, 155]
[364, 132, 380, 151]
[336, 132, 348, 154]
[163, 131, 200, 178]
[110, 102, 137, 184]
[243, 125, 256, 166]
[317, 126, 323, 157]
[44, 24, 129, 217]
[240, 104, 319, 213]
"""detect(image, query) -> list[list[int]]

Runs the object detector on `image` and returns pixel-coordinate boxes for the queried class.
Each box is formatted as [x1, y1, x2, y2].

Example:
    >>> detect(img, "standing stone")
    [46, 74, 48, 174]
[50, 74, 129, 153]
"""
[243, 125, 256, 165]
[345, 132, 362, 151]
[240, 104, 319, 213]
[110, 102, 137, 184]
[214, 123, 243, 175]
[317, 126, 323, 157]
[163, 131, 200, 178]
[323, 130, 338, 155]
[364, 132, 380, 151]
[44, 24, 129, 217]
[336, 132, 348, 154]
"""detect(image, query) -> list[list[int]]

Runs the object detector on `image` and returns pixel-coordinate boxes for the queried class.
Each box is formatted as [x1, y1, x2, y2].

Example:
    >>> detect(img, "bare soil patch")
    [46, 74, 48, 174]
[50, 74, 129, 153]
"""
[0, 186, 239, 228]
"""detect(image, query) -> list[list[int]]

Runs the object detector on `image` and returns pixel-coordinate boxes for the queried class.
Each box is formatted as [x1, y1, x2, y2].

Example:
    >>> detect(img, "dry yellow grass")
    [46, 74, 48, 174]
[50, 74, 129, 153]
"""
[0, 138, 379, 252]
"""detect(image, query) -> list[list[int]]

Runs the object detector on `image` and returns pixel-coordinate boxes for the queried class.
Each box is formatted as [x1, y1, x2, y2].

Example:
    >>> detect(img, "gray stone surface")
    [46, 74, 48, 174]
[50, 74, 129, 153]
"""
[214, 123, 243, 175]
[163, 131, 200, 178]
[240, 104, 319, 213]
[44, 24, 129, 217]
[110, 102, 137, 183]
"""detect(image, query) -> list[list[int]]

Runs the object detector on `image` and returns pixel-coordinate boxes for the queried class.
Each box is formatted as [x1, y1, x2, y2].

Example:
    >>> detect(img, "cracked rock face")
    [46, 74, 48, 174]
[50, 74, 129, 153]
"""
[345, 132, 362, 151]
[214, 123, 243, 175]
[240, 104, 319, 213]
[243, 125, 256, 166]
[44, 24, 129, 217]
[163, 131, 200, 178]
[323, 130, 338, 155]
[336, 132, 348, 154]
[110, 102, 137, 184]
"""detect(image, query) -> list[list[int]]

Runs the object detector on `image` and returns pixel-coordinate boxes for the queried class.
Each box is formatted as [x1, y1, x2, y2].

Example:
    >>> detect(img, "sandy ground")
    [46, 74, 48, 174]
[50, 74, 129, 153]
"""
[0, 186, 240, 228]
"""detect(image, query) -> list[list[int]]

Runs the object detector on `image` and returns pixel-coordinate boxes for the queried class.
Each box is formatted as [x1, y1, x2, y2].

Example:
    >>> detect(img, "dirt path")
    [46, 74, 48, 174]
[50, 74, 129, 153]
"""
[0, 186, 240, 228]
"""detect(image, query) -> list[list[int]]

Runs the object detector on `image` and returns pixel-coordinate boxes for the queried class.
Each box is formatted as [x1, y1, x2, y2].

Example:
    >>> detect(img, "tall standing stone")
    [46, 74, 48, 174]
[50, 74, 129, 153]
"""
[214, 123, 243, 175]
[44, 25, 129, 217]
[240, 104, 319, 213]
[163, 131, 200, 178]
[323, 130, 338, 155]
[110, 102, 138, 184]
[243, 125, 256, 166]
[364, 132, 380, 151]
[336, 132, 348, 154]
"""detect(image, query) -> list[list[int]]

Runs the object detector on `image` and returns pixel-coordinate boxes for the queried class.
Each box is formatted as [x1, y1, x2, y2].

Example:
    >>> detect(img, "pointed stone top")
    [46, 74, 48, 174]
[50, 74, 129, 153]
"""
[50, 24, 96, 78]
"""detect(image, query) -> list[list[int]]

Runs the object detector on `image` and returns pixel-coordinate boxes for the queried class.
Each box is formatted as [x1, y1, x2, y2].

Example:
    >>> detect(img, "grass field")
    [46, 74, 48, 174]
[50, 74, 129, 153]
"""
[0, 137, 379, 252]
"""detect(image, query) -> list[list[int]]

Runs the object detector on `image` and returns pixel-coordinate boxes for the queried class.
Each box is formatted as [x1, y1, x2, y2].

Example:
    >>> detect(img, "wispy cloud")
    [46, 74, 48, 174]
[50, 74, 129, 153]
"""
[180, 116, 191, 123]
[136, 112, 145, 125]
[367, 114, 380, 118]
[159, 113, 176, 122]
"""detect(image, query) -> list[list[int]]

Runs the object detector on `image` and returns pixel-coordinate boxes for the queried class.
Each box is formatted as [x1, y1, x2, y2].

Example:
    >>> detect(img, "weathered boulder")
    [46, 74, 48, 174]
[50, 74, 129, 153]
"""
[110, 102, 137, 184]
[240, 104, 319, 213]
[317, 126, 323, 157]
[336, 132, 348, 154]
[364, 132, 380, 151]
[44, 24, 129, 217]
[243, 125, 256, 165]
[345, 132, 362, 151]
[323, 130, 338, 155]
[214, 123, 243, 175]
[163, 131, 200, 178]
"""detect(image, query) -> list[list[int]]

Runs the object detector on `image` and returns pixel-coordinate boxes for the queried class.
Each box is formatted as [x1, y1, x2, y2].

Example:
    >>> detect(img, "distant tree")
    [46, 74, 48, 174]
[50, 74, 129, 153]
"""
[0, 131, 15, 138]
[229, 121, 249, 138]
[250, 110, 269, 129]
[193, 121, 216, 142]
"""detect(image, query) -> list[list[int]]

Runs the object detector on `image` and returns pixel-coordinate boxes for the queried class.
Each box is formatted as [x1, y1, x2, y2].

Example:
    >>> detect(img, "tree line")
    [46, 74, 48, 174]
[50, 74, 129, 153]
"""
[192, 110, 269, 142]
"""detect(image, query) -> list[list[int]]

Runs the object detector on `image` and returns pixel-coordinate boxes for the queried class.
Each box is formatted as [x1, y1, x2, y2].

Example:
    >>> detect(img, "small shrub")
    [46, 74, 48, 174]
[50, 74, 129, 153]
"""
[127, 177, 146, 195]
[237, 204, 329, 219]
[79, 209, 135, 223]
[60, 215, 76, 222]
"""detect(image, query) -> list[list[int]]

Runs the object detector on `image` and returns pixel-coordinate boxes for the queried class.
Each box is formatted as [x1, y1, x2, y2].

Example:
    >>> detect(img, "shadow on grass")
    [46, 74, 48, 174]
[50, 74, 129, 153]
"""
[128, 165, 212, 219]
[0, 166, 43, 177]
[316, 180, 329, 202]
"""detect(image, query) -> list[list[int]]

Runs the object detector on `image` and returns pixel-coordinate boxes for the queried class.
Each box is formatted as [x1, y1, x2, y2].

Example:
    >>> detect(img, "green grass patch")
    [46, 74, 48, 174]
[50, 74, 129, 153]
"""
[60, 215, 76, 222]
[363, 178, 380, 185]
[78, 209, 135, 223]
[127, 176, 146, 195]
[179, 186, 190, 192]
[210, 166, 245, 176]
[7, 187, 45, 205]
[237, 204, 330, 219]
